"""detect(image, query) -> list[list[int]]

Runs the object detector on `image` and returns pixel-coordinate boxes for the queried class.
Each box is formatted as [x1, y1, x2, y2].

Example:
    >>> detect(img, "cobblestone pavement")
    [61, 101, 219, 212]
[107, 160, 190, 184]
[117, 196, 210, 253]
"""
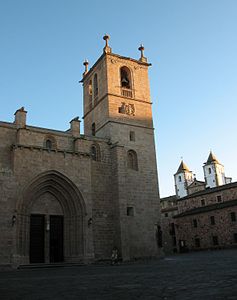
[0, 249, 237, 300]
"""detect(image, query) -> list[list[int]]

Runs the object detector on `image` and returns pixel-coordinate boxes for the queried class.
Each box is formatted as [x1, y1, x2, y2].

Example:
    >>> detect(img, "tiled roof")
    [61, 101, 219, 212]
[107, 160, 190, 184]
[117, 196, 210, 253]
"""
[160, 195, 177, 202]
[175, 160, 191, 174]
[205, 151, 220, 164]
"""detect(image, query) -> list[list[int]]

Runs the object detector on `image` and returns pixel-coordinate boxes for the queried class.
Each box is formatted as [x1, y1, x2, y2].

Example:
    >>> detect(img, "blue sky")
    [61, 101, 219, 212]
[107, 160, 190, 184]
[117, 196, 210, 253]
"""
[1, 0, 237, 197]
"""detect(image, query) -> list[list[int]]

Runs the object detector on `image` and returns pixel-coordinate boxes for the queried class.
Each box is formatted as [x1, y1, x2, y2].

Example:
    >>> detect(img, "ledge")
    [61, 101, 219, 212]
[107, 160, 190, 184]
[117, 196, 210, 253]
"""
[174, 199, 237, 218]
[12, 144, 90, 157]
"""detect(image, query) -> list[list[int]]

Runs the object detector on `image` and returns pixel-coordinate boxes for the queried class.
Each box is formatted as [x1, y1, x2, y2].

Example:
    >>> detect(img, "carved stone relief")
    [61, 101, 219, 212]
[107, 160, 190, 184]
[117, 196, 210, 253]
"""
[118, 102, 135, 116]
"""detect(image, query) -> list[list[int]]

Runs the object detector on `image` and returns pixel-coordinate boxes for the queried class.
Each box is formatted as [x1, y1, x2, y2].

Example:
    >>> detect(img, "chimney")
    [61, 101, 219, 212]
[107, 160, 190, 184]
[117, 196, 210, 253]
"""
[14, 107, 27, 129]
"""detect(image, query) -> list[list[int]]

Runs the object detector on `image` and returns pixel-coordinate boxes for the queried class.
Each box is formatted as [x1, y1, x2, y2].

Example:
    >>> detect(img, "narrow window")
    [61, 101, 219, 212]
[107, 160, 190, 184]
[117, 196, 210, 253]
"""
[230, 212, 236, 222]
[92, 123, 95, 136]
[169, 223, 175, 235]
[195, 238, 200, 248]
[127, 150, 138, 171]
[91, 144, 101, 162]
[217, 195, 222, 202]
[208, 167, 211, 174]
[44, 136, 56, 150]
[88, 80, 92, 109]
[46, 139, 52, 150]
[193, 219, 198, 228]
[172, 236, 177, 246]
[129, 131, 135, 141]
[165, 213, 168, 218]
[179, 176, 182, 182]
[91, 145, 97, 161]
[127, 207, 134, 216]
[210, 216, 215, 225]
[212, 236, 219, 246]
[234, 233, 237, 243]
[93, 73, 98, 101]
[201, 199, 205, 206]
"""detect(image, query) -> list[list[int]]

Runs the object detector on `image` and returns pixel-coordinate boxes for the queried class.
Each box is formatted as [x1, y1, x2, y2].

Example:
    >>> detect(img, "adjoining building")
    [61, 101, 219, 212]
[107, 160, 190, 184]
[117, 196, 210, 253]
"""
[0, 36, 161, 268]
[161, 152, 237, 254]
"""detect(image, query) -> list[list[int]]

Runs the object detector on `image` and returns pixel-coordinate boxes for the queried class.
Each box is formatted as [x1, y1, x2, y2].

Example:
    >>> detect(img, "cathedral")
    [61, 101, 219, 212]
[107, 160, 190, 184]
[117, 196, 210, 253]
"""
[0, 35, 161, 268]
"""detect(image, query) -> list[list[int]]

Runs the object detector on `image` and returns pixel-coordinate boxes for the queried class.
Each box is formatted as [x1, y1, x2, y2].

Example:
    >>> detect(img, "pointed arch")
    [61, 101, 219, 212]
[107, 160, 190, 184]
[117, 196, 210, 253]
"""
[16, 170, 86, 264]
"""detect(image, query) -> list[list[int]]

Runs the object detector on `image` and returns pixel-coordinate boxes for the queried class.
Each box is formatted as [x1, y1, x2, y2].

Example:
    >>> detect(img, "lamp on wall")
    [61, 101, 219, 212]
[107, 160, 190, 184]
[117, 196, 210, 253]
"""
[46, 220, 50, 231]
[88, 217, 92, 227]
[12, 215, 16, 226]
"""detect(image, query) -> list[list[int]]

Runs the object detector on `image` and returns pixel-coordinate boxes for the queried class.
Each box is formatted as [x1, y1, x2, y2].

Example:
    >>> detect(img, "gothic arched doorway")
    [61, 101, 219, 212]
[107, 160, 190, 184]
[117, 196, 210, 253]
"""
[16, 171, 86, 264]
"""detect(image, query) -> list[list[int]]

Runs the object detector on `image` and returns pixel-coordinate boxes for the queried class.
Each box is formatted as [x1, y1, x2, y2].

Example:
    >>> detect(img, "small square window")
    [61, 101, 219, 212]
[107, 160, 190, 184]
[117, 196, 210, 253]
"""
[212, 236, 219, 245]
[210, 216, 215, 225]
[165, 213, 168, 218]
[195, 238, 200, 248]
[217, 195, 222, 202]
[127, 207, 134, 216]
[129, 131, 135, 141]
[230, 212, 236, 222]
[193, 219, 198, 228]
[234, 233, 237, 243]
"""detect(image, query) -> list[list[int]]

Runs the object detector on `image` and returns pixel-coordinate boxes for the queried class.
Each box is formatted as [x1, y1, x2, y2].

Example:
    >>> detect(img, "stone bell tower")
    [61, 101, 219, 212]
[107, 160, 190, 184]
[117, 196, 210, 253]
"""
[81, 36, 161, 260]
[81, 35, 154, 142]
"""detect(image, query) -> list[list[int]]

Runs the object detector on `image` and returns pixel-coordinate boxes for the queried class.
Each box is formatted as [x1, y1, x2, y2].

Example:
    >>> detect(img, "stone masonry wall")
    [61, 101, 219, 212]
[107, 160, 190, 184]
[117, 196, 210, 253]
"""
[175, 206, 237, 251]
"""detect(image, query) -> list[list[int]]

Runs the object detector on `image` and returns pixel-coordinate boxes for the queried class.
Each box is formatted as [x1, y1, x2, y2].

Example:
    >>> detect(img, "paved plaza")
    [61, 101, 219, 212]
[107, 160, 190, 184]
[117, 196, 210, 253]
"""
[0, 249, 237, 300]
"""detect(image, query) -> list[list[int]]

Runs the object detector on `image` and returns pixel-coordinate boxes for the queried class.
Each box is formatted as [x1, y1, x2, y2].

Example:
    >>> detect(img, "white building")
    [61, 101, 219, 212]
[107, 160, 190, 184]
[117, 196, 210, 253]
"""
[203, 151, 231, 188]
[174, 160, 194, 198]
[174, 151, 232, 198]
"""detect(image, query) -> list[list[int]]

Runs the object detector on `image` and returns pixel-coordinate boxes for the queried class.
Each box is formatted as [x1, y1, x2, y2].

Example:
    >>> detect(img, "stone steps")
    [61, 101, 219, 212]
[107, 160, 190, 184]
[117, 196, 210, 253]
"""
[18, 262, 85, 269]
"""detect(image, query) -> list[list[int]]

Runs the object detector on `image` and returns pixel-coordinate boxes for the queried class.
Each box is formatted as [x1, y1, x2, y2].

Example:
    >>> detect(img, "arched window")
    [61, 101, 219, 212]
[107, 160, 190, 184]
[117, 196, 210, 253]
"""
[127, 150, 138, 170]
[44, 136, 56, 150]
[120, 67, 131, 89]
[91, 144, 101, 162]
[93, 73, 98, 99]
[120, 66, 133, 98]
[46, 139, 52, 150]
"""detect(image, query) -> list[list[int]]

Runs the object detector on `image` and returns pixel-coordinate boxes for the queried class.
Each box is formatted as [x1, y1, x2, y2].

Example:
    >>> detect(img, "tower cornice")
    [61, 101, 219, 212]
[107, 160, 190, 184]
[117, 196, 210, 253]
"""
[80, 52, 151, 83]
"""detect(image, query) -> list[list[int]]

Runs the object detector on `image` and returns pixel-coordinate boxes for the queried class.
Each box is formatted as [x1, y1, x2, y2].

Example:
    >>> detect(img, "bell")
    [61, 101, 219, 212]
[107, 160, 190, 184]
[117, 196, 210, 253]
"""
[121, 77, 128, 84]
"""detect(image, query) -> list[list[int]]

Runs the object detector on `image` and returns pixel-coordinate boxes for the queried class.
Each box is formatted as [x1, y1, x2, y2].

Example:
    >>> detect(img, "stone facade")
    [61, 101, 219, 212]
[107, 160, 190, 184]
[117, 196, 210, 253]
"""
[161, 155, 237, 255]
[0, 36, 161, 268]
[161, 183, 237, 254]
[160, 195, 178, 254]
[174, 182, 237, 252]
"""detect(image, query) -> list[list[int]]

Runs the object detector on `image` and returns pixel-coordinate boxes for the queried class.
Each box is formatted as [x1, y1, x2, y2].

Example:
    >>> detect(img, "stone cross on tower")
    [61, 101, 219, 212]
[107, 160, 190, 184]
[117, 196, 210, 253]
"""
[138, 44, 147, 63]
